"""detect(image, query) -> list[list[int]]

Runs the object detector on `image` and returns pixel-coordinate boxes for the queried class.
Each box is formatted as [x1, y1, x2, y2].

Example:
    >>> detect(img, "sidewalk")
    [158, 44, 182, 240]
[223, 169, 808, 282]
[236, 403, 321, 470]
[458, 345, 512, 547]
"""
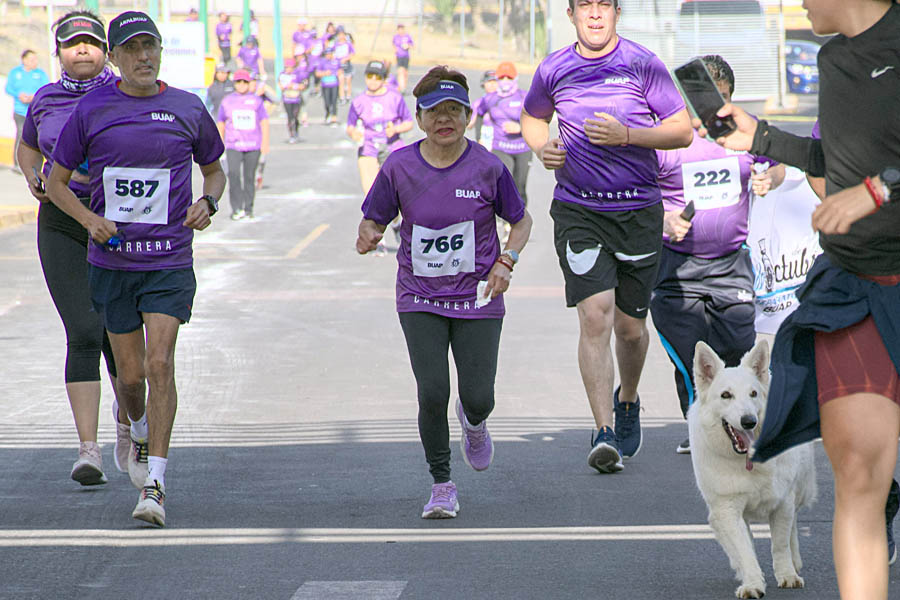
[0, 166, 38, 231]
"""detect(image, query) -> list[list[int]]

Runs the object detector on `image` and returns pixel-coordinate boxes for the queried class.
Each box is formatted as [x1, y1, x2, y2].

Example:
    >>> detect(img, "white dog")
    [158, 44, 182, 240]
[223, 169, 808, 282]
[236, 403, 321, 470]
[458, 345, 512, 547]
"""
[689, 340, 817, 599]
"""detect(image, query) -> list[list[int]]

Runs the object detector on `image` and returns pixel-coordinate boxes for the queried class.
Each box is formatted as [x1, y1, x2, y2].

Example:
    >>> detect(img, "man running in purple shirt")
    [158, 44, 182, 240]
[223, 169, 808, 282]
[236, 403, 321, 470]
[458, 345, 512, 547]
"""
[46, 11, 226, 527]
[651, 55, 784, 454]
[392, 24, 413, 93]
[521, 0, 692, 473]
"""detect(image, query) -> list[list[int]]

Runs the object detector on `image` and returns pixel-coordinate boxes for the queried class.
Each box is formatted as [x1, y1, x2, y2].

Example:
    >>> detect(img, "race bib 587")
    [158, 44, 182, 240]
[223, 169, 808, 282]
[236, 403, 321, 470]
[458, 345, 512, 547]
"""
[232, 109, 257, 131]
[102, 166, 171, 225]
[412, 221, 475, 278]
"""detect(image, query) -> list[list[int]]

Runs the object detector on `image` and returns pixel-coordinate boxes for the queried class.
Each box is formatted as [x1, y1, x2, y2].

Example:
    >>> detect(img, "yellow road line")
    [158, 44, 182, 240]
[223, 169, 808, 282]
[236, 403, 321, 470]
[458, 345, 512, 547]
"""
[285, 223, 330, 259]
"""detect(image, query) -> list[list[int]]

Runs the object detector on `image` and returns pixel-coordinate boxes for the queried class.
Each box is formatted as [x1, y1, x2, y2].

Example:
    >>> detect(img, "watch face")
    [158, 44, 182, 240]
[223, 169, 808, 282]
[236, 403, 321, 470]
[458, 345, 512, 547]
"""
[883, 167, 900, 187]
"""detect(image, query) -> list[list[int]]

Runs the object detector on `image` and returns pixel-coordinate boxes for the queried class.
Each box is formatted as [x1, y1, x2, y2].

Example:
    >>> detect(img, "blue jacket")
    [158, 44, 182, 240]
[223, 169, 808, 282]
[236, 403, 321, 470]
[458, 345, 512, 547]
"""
[5, 65, 49, 116]
[753, 254, 900, 462]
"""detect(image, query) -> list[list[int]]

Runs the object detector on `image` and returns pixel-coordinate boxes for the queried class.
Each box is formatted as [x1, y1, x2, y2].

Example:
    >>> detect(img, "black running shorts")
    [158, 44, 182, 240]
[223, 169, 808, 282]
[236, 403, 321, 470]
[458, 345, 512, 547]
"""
[88, 266, 197, 334]
[551, 199, 663, 318]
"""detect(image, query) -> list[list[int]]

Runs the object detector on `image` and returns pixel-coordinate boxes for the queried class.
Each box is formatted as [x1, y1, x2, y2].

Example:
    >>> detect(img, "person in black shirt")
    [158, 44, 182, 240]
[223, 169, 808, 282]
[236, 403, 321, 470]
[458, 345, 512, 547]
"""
[698, 1, 900, 598]
[206, 62, 234, 117]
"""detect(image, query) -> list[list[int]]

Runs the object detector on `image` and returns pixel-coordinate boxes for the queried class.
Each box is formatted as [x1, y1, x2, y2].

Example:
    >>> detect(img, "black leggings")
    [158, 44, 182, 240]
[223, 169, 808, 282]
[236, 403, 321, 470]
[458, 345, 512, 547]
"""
[493, 150, 531, 207]
[322, 86, 338, 119]
[37, 201, 116, 383]
[226, 149, 261, 215]
[398, 311, 502, 484]
[284, 102, 301, 137]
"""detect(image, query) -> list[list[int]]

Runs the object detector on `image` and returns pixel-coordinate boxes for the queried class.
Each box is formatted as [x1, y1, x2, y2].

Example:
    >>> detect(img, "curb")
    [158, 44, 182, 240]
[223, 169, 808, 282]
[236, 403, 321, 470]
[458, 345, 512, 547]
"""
[0, 206, 38, 231]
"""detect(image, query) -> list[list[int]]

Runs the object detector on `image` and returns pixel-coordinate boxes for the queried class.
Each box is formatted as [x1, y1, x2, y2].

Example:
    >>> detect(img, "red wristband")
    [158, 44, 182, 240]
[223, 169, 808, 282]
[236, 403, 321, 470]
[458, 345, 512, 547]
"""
[495, 256, 514, 271]
[864, 176, 884, 209]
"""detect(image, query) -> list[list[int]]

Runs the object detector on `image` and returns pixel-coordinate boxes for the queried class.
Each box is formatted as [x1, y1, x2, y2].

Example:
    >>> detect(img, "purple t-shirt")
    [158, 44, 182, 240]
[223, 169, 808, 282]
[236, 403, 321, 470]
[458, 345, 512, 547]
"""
[52, 82, 224, 271]
[334, 41, 355, 62]
[216, 23, 232, 48]
[657, 130, 776, 259]
[811, 120, 820, 139]
[472, 96, 493, 127]
[218, 91, 268, 151]
[23, 81, 114, 198]
[237, 46, 262, 76]
[393, 33, 413, 58]
[347, 89, 412, 157]
[361, 140, 526, 319]
[279, 69, 302, 104]
[317, 57, 341, 87]
[477, 88, 528, 154]
[524, 39, 685, 212]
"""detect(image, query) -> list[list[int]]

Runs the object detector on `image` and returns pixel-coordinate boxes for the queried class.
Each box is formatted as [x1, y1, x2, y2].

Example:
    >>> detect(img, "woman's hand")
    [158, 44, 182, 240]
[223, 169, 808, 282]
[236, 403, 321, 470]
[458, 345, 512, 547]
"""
[750, 170, 774, 196]
[486, 260, 512, 298]
[356, 219, 384, 254]
[663, 209, 692, 242]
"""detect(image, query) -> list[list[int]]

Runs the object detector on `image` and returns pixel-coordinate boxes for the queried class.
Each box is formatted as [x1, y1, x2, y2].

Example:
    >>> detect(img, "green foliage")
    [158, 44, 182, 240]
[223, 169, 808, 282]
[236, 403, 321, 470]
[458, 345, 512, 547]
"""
[434, 0, 457, 21]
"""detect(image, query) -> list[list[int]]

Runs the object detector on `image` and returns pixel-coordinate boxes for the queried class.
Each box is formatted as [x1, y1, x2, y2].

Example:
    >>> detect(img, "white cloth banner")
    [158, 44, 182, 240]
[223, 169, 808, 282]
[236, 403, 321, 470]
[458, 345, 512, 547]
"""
[159, 23, 206, 91]
[747, 166, 823, 335]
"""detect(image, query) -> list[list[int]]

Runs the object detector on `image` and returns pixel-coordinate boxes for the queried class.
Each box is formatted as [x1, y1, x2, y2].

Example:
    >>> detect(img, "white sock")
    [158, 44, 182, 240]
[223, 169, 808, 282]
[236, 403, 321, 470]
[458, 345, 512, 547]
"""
[130, 412, 149, 440]
[147, 456, 167, 487]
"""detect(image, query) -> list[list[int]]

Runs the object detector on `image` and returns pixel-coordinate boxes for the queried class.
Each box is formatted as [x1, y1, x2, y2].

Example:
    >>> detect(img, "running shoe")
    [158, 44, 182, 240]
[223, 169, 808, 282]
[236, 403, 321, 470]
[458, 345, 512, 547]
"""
[132, 478, 166, 527]
[112, 399, 130, 473]
[70, 441, 108, 486]
[455, 398, 493, 471]
[614, 386, 642, 459]
[888, 479, 899, 566]
[588, 427, 623, 473]
[127, 434, 149, 489]
[422, 481, 459, 519]
[230, 209, 246, 221]
[676, 438, 691, 455]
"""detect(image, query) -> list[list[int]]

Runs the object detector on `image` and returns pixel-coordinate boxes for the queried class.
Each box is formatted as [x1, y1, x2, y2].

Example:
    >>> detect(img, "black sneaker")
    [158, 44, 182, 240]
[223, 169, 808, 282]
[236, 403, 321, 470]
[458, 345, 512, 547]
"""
[587, 427, 623, 473]
[676, 438, 691, 454]
[888, 479, 899, 566]
[614, 386, 642, 458]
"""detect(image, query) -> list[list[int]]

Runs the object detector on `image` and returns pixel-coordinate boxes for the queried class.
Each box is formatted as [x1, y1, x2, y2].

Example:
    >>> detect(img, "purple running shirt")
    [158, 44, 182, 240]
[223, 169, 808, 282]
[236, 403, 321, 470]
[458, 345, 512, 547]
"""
[24, 81, 116, 197]
[279, 69, 302, 104]
[52, 82, 224, 271]
[524, 39, 685, 212]
[219, 91, 268, 150]
[317, 57, 341, 88]
[361, 140, 526, 319]
[657, 130, 777, 259]
[393, 33, 413, 58]
[347, 89, 412, 157]
[334, 41, 355, 62]
[477, 87, 528, 154]
[237, 46, 262, 76]
[216, 22, 232, 48]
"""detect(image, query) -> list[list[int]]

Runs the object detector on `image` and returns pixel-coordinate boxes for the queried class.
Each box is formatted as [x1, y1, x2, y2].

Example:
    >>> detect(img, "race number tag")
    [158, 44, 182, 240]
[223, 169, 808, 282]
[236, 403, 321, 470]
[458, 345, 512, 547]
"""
[412, 221, 475, 278]
[102, 166, 171, 225]
[682, 156, 741, 210]
[232, 109, 257, 131]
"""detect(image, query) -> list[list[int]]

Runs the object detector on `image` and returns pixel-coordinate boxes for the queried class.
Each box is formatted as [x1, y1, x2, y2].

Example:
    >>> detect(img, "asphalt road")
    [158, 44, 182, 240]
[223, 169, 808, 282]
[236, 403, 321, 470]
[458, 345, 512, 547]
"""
[1, 66, 895, 600]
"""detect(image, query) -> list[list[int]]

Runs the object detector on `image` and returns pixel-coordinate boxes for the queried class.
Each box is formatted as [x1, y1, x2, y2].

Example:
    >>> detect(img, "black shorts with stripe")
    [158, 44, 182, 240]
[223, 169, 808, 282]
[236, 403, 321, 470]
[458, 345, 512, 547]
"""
[550, 199, 663, 317]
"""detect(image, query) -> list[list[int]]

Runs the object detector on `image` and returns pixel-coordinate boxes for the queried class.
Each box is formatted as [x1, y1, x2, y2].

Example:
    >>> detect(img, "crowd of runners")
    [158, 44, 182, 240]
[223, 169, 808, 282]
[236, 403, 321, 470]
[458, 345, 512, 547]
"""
[13, 1, 900, 598]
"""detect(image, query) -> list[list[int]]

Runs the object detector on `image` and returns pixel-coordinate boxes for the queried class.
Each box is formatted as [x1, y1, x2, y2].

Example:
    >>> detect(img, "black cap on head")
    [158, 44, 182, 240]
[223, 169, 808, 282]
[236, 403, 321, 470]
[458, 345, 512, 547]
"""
[108, 11, 161, 48]
[56, 15, 107, 45]
[365, 60, 388, 78]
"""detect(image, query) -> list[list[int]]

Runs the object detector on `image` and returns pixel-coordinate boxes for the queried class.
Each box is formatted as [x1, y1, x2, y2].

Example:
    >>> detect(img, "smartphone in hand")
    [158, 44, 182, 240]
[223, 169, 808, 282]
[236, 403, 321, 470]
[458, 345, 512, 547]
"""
[32, 166, 45, 194]
[674, 59, 737, 139]
[681, 200, 696, 222]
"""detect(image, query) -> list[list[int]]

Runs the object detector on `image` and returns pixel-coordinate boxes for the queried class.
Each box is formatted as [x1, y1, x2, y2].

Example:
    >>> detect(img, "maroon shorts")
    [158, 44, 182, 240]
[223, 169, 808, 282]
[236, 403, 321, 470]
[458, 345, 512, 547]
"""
[815, 273, 900, 406]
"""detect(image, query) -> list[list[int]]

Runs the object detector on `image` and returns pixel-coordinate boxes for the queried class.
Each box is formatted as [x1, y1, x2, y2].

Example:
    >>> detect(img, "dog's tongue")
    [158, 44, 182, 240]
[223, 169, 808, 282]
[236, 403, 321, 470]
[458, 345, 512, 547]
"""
[746, 457, 753, 471]
[742, 429, 758, 471]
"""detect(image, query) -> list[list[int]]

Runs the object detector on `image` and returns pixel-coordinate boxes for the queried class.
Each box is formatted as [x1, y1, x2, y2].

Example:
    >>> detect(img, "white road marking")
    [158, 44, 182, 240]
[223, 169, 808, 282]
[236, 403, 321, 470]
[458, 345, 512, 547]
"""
[291, 581, 406, 600]
[0, 524, 786, 547]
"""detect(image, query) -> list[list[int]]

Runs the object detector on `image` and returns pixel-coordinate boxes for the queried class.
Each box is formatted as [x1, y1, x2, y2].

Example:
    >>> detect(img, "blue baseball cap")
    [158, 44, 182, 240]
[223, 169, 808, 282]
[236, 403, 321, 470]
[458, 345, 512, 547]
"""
[416, 80, 470, 110]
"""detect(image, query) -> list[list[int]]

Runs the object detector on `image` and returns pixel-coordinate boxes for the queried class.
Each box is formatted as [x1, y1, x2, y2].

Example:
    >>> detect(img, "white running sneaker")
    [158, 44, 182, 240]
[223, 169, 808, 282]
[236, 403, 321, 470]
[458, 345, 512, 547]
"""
[112, 400, 130, 473]
[70, 441, 107, 486]
[132, 478, 166, 527]
[127, 434, 149, 489]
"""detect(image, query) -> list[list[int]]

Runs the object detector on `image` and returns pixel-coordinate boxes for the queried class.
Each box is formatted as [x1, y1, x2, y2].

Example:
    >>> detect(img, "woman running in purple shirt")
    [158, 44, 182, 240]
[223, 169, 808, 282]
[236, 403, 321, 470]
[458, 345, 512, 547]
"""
[356, 66, 533, 519]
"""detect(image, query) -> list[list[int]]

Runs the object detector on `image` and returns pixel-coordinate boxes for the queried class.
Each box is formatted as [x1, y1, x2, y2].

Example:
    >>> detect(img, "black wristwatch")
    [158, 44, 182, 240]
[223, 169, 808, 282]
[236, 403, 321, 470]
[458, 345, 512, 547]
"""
[200, 194, 219, 216]
[880, 166, 900, 204]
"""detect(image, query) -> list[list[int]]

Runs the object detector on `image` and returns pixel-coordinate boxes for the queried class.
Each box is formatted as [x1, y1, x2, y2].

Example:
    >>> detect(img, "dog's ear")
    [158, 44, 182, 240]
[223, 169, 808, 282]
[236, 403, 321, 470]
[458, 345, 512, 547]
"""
[741, 339, 771, 386]
[693, 341, 723, 398]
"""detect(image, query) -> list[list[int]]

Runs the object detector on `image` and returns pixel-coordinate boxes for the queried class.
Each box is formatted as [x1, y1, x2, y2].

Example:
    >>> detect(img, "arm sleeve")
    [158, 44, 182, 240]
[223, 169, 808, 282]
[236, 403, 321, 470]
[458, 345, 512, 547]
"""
[494, 165, 526, 224]
[193, 105, 226, 165]
[642, 55, 686, 121]
[750, 121, 825, 177]
[347, 101, 360, 127]
[476, 96, 490, 117]
[361, 167, 400, 226]
[50, 106, 87, 171]
[22, 103, 39, 149]
[523, 64, 554, 120]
